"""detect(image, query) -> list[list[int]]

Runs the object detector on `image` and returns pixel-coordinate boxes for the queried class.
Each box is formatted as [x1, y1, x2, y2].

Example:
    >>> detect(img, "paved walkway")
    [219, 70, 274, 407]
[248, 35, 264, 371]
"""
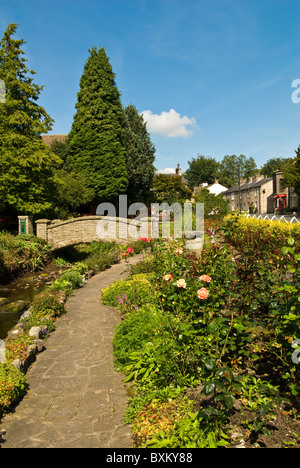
[0, 257, 141, 448]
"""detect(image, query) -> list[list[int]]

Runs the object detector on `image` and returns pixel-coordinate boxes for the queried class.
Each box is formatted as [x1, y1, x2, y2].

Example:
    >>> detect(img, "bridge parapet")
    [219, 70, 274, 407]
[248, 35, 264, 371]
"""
[36, 216, 155, 250]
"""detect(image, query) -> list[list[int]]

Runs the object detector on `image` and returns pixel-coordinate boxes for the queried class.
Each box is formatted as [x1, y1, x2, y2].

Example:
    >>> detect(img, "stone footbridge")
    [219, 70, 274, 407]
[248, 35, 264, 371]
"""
[36, 216, 157, 251]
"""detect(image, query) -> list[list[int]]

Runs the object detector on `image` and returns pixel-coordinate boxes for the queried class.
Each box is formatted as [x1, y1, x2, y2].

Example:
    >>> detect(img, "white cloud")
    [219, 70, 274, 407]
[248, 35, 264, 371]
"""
[156, 168, 176, 174]
[141, 109, 197, 138]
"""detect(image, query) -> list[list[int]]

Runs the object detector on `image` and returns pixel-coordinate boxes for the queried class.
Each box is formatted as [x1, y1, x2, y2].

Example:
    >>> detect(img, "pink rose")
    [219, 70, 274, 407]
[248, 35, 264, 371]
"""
[177, 279, 187, 288]
[197, 288, 209, 300]
[200, 274, 211, 283]
[163, 274, 173, 281]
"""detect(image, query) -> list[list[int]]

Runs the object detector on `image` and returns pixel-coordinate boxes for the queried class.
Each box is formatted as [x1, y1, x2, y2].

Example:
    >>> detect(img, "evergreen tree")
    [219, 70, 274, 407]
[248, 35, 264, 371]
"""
[68, 47, 128, 204]
[124, 104, 156, 204]
[0, 24, 61, 215]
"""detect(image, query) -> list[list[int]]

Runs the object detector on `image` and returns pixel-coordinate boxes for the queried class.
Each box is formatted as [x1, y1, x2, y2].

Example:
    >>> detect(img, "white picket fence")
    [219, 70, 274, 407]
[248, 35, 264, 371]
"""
[243, 213, 300, 224]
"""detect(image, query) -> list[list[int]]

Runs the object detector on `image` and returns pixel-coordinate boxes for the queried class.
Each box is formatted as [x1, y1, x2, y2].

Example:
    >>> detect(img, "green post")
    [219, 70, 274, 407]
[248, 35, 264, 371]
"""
[18, 216, 33, 235]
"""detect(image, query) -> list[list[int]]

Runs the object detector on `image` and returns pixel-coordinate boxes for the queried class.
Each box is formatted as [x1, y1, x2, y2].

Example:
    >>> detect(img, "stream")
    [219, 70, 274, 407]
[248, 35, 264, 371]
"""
[0, 262, 62, 340]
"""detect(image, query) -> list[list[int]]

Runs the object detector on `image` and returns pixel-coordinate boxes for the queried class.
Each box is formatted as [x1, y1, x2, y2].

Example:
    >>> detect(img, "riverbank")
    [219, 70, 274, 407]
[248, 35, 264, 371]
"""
[0, 232, 52, 285]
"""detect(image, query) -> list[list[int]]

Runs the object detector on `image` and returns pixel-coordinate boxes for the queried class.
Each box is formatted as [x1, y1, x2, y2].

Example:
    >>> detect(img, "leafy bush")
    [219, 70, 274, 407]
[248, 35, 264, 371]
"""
[0, 363, 27, 413]
[223, 214, 300, 253]
[48, 268, 85, 294]
[110, 223, 300, 448]
[129, 254, 156, 275]
[101, 274, 155, 312]
[0, 232, 52, 282]
[29, 291, 65, 319]
[113, 305, 163, 366]
[4, 335, 32, 363]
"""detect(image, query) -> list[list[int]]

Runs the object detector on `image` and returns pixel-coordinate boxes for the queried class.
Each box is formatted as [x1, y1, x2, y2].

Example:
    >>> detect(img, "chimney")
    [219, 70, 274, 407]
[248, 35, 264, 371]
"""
[176, 163, 182, 176]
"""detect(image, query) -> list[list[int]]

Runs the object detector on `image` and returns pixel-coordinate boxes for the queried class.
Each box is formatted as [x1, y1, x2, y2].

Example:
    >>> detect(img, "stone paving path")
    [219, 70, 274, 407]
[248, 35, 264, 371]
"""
[0, 256, 141, 448]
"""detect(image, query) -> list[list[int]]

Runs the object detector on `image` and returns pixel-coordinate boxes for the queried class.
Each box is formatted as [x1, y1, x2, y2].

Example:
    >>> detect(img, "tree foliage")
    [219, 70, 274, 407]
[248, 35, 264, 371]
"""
[67, 47, 128, 203]
[282, 145, 300, 196]
[124, 104, 156, 204]
[185, 155, 219, 189]
[54, 169, 95, 214]
[194, 188, 230, 219]
[260, 157, 293, 178]
[218, 154, 258, 187]
[0, 23, 61, 215]
[152, 174, 192, 205]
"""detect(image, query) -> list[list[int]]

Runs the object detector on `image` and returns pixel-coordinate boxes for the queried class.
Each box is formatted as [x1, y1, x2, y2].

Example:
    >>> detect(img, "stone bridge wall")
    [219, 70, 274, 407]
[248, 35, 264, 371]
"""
[36, 216, 156, 250]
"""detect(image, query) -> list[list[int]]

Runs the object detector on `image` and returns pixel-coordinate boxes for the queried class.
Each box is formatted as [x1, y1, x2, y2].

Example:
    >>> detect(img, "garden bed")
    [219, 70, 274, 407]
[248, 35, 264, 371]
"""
[104, 219, 300, 448]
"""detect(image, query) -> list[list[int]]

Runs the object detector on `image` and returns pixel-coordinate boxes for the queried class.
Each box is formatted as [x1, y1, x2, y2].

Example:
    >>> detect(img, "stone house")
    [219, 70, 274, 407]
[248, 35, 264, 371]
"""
[223, 176, 274, 214]
[272, 169, 299, 214]
[223, 170, 299, 214]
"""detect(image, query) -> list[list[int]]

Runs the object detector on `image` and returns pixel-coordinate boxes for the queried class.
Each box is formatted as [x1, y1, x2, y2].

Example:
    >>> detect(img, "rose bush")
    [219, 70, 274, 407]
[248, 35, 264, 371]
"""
[111, 217, 300, 448]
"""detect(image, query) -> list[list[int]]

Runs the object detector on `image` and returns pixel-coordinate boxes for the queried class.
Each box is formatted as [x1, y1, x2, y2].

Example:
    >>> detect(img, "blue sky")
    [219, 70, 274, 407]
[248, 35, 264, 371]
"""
[0, 0, 299, 172]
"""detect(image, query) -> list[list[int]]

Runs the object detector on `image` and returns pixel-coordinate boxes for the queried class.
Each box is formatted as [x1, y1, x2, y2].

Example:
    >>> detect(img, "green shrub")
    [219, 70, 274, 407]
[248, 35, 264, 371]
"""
[114, 303, 201, 387]
[0, 232, 52, 282]
[29, 291, 65, 319]
[0, 363, 27, 413]
[113, 305, 163, 366]
[129, 254, 156, 275]
[101, 274, 155, 312]
[48, 268, 84, 294]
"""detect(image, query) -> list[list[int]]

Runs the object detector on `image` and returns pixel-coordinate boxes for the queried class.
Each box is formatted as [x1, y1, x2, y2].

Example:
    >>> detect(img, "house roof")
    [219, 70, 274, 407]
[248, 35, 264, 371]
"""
[223, 177, 273, 194]
[42, 134, 68, 146]
[206, 182, 228, 194]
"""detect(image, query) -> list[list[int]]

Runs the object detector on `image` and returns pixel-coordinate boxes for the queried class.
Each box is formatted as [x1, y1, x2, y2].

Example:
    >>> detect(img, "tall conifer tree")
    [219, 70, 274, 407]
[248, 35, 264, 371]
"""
[0, 24, 61, 215]
[124, 104, 156, 204]
[68, 47, 128, 203]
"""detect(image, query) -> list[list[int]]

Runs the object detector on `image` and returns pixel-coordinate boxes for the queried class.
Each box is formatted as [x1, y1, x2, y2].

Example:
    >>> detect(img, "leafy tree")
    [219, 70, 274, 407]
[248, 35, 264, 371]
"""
[260, 157, 293, 178]
[53, 169, 95, 217]
[48, 138, 94, 217]
[68, 47, 128, 204]
[124, 104, 156, 204]
[185, 155, 219, 189]
[0, 23, 61, 215]
[282, 145, 300, 196]
[50, 138, 70, 170]
[152, 174, 192, 205]
[218, 154, 258, 188]
[194, 188, 230, 219]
